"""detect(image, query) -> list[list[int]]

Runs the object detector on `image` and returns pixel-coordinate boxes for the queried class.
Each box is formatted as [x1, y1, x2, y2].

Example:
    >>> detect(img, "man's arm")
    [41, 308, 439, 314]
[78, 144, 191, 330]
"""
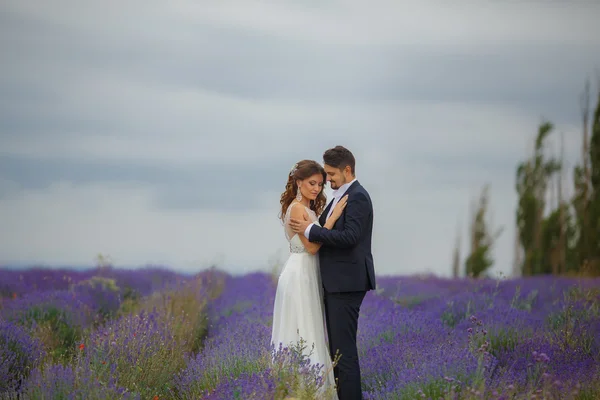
[304, 196, 348, 241]
[304, 223, 315, 240]
[308, 192, 370, 248]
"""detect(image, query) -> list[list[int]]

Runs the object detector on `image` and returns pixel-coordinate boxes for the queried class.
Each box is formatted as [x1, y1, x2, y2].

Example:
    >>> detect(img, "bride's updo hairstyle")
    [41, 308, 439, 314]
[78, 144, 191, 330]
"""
[279, 160, 327, 222]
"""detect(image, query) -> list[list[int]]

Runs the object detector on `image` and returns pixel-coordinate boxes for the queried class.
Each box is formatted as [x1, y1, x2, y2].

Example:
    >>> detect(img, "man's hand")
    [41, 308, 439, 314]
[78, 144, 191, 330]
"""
[289, 213, 310, 234]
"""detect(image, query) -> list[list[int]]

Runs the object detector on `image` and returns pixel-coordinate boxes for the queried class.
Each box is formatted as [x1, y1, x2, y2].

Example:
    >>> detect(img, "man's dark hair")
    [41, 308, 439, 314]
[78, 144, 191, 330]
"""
[323, 146, 355, 175]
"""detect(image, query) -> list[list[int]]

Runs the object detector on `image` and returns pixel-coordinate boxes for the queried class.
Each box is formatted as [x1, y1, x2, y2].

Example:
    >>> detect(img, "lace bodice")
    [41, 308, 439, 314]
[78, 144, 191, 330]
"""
[284, 202, 320, 253]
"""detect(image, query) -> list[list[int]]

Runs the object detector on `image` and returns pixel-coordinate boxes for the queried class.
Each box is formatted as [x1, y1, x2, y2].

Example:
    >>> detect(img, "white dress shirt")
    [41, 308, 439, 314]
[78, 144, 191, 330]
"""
[304, 178, 357, 239]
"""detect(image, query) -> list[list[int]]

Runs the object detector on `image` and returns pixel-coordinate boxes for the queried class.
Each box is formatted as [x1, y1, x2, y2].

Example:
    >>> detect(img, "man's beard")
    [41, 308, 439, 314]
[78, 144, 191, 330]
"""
[331, 178, 345, 190]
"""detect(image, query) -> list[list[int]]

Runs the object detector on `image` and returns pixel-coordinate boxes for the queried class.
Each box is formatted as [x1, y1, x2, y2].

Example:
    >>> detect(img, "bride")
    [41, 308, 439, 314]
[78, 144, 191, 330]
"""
[271, 159, 347, 399]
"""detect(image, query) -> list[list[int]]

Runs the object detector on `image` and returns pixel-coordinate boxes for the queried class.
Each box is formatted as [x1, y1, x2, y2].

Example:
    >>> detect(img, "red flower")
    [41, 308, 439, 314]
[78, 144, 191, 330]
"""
[78, 343, 85, 350]
[153, 396, 159, 400]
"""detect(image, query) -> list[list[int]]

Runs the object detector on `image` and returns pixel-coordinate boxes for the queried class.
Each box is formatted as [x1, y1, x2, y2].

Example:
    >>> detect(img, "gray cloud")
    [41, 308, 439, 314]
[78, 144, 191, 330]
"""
[2, 3, 597, 122]
[0, 154, 297, 211]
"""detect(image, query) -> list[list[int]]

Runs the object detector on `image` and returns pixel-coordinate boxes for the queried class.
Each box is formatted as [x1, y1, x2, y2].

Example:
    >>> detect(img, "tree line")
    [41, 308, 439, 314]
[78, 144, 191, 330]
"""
[452, 75, 600, 278]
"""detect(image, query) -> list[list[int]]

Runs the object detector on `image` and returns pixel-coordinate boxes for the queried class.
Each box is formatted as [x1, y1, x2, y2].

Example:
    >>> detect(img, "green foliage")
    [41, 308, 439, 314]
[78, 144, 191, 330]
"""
[132, 277, 213, 355]
[186, 351, 268, 395]
[441, 299, 473, 328]
[388, 378, 465, 400]
[588, 85, 600, 272]
[17, 363, 135, 400]
[465, 246, 494, 279]
[516, 120, 563, 275]
[487, 327, 525, 358]
[567, 79, 600, 276]
[84, 313, 187, 399]
[392, 295, 431, 309]
[372, 329, 396, 346]
[181, 337, 338, 400]
[83, 276, 119, 291]
[546, 286, 600, 355]
[510, 286, 539, 311]
[541, 204, 578, 273]
[270, 338, 339, 400]
[23, 306, 82, 363]
[23, 275, 219, 400]
[465, 184, 503, 278]
[75, 276, 121, 322]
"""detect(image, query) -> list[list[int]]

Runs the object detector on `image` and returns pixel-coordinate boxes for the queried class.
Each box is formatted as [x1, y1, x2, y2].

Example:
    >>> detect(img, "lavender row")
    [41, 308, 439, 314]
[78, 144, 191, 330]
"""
[0, 268, 221, 399]
[174, 272, 336, 399]
[0, 266, 187, 300]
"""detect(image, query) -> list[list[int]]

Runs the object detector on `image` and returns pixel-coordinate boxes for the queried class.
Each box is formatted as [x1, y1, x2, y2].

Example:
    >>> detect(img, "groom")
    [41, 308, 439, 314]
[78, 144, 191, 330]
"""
[289, 145, 376, 400]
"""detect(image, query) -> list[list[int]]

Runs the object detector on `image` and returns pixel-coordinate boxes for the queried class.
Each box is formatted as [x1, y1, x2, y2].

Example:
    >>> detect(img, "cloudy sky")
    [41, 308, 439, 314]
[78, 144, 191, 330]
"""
[1, 1, 599, 277]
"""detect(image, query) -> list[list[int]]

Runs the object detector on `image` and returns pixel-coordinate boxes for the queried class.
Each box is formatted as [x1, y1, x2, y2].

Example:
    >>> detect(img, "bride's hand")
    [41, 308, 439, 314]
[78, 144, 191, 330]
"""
[330, 195, 348, 220]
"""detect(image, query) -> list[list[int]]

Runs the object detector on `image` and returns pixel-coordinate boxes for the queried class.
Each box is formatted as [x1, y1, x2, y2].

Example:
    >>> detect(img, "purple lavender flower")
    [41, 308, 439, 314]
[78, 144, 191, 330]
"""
[20, 362, 139, 399]
[2, 266, 599, 398]
[0, 320, 45, 392]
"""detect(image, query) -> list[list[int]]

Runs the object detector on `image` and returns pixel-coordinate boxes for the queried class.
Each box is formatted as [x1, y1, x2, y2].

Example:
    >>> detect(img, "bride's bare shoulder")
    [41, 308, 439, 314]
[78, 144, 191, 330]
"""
[289, 202, 308, 217]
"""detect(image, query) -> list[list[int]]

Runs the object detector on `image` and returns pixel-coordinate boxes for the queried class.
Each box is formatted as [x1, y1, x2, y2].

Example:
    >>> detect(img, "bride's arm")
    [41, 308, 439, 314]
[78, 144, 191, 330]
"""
[323, 213, 338, 230]
[290, 204, 321, 254]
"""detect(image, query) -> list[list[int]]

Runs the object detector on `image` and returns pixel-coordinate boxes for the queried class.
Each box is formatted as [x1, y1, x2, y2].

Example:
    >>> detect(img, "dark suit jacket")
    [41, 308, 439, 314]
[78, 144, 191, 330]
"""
[309, 180, 376, 293]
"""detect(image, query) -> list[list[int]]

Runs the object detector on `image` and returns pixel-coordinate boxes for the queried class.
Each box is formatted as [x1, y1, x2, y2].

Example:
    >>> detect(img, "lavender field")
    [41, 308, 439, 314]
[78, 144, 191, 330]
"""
[1, 266, 599, 399]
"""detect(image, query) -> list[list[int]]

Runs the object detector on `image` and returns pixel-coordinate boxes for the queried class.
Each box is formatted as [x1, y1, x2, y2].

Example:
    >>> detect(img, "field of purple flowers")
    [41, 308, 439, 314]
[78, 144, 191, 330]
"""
[1, 266, 599, 399]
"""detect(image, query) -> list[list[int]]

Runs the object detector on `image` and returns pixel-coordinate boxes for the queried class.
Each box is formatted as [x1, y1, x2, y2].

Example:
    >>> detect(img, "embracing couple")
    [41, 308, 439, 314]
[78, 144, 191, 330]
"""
[270, 146, 376, 400]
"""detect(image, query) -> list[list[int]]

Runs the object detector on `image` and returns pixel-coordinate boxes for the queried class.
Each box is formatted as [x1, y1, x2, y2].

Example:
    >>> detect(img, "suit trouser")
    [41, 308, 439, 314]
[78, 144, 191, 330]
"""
[323, 290, 366, 400]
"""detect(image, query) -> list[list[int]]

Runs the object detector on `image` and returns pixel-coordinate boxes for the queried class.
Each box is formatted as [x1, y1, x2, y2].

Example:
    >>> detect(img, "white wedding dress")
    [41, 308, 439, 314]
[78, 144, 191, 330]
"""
[271, 202, 338, 399]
